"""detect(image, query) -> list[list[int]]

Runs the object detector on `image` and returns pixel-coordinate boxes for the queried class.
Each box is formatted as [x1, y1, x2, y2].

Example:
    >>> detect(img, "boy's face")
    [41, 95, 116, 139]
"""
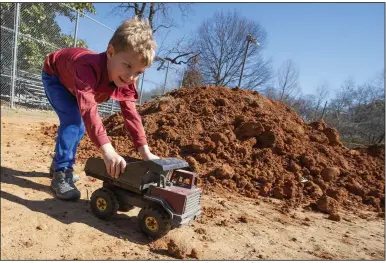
[106, 45, 148, 88]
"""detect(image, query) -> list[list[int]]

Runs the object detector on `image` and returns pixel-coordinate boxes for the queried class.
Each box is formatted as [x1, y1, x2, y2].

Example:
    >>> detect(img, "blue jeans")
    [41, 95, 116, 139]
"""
[42, 72, 85, 172]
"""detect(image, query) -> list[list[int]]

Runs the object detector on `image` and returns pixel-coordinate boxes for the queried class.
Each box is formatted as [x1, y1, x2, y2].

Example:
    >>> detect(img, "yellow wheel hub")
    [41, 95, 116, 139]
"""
[145, 216, 159, 231]
[96, 197, 107, 211]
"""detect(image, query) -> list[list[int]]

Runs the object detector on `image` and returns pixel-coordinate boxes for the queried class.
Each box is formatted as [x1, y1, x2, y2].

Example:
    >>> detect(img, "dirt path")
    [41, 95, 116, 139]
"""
[1, 108, 384, 260]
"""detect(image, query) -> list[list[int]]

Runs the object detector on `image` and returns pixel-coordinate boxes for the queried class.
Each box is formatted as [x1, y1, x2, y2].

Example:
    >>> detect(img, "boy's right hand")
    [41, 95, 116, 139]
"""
[100, 143, 127, 178]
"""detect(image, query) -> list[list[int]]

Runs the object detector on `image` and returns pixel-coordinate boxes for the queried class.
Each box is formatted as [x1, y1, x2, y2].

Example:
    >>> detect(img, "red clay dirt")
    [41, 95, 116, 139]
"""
[42, 85, 385, 216]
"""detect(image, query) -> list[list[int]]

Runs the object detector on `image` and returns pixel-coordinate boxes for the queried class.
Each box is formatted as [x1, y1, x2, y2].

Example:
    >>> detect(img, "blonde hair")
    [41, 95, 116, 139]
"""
[109, 16, 157, 67]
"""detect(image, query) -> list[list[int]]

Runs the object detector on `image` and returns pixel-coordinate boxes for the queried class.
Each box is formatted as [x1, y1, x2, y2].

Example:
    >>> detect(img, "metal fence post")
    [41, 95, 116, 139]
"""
[139, 73, 145, 105]
[162, 61, 170, 95]
[179, 69, 186, 89]
[73, 10, 80, 47]
[110, 99, 114, 115]
[10, 3, 20, 108]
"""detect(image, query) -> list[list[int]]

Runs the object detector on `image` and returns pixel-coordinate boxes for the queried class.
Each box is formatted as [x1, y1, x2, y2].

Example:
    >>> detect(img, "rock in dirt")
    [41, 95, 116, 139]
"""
[214, 164, 235, 179]
[234, 121, 264, 139]
[287, 160, 301, 173]
[304, 181, 324, 199]
[328, 213, 341, 222]
[185, 156, 200, 172]
[316, 195, 339, 214]
[322, 127, 342, 146]
[36, 225, 48, 231]
[346, 179, 366, 197]
[238, 215, 253, 223]
[321, 167, 340, 182]
[326, 187, 349, 203]
[210, 132, 229, 145]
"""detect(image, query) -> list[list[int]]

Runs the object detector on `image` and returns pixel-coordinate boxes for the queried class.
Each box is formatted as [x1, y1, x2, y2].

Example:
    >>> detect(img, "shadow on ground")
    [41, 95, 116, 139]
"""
[1, 166, 153, 246]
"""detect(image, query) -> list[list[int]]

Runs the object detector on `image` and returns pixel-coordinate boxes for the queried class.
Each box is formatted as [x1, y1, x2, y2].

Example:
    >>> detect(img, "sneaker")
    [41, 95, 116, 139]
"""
[50, 161, 80, 183]
[50, 168, 81, 201]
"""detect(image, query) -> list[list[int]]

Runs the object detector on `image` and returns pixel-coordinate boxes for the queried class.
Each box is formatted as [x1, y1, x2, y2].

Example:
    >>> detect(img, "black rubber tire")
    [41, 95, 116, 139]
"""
[102, 183, 135, 213]
[90, 187, 119, 220]
[118, 204, 134, 212]
[138, 206, 171, 238]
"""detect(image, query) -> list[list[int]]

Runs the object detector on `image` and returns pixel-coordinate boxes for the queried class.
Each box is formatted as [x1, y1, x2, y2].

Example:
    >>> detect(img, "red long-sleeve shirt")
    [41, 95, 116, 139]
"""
[43, 47, 147, 149]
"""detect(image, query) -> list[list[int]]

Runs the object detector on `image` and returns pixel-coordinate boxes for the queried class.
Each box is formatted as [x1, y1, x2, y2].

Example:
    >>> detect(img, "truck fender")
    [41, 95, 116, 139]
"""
[143, 194, 175, 219]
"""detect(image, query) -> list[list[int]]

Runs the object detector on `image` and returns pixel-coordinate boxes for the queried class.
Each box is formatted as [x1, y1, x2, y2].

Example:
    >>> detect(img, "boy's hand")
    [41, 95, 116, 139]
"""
[142, 152, 160, 161]
[100, 143, 127, 178]
[138, 144, 160, 161]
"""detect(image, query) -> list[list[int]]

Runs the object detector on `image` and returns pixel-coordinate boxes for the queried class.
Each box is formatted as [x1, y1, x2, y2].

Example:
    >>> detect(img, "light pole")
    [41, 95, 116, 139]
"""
[238, 34, 259, 87]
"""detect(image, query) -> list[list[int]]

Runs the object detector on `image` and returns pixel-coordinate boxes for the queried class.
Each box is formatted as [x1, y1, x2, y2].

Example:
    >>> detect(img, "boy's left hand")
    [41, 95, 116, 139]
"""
[142, 152, 160, 161]
[138, 144, 160, 160]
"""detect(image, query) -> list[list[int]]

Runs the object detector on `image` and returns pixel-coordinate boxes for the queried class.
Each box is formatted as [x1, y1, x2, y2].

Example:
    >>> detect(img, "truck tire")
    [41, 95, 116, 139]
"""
[90, 187, 119, 220]
[101, 183, 132, 212]
[138, 206, 171, 238]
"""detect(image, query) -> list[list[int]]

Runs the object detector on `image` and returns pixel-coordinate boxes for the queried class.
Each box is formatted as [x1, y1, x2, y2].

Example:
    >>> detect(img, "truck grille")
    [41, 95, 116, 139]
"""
[183, 190, 201, 214]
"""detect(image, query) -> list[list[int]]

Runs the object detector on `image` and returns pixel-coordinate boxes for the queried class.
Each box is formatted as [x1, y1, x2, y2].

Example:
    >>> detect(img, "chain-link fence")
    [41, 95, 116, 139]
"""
[0, 3, 119, 116]
[1, 3, 16, 106]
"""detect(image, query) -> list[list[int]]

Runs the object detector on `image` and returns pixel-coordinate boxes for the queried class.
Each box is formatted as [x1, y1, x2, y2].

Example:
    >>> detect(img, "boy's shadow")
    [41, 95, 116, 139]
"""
[1, 166, 153, 246]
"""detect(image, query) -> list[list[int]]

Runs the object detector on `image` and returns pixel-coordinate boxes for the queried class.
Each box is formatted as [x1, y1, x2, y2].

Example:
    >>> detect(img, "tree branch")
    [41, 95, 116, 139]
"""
[156, 53, 201, 70]
[149, 3, 155, 32]
[153, 24, 173, 33]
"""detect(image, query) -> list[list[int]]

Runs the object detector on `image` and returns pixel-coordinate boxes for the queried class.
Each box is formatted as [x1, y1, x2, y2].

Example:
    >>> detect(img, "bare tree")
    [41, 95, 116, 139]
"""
[291, 94, 317, 121]
[277, 59, 300, 102]
[113, 3, 199, 69]
[155, 37, 200, 71]
[327, 77, 356, 129]
[114, 3, 190, 33]
[260, 83, 277, 100]
[324, 73, 385, 146]
[191, 10, 272, 90]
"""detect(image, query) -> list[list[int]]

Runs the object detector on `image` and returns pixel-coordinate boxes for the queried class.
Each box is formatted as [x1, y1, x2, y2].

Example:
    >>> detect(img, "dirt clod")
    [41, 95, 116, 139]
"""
[238, 215, 253, 223]
[321, 167, 340, 182]
[214, 164, 235, 179]
[167, 239, 189, 259]
[194, 228, 207, 235]
[328, 213, 341, 222]
[316, 195, 339, 214]
[190, 248, 201, 259]
[36, 225, 47, 231]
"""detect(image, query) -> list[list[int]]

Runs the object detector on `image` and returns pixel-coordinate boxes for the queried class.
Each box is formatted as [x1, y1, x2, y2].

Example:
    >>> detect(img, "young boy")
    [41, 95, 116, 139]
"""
[42, 17, 159, 201]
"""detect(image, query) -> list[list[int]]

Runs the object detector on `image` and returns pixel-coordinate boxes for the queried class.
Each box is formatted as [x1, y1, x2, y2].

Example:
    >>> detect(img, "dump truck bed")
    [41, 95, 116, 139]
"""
[84, 157, 190, 194]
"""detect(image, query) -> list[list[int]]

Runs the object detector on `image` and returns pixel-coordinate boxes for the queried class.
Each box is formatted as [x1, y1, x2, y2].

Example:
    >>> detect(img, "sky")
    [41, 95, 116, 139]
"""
[57, 2, 384, 100]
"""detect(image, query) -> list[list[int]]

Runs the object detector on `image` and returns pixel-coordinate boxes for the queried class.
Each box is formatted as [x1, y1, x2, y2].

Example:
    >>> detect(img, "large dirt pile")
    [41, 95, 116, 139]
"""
[43, 85, 385, 214]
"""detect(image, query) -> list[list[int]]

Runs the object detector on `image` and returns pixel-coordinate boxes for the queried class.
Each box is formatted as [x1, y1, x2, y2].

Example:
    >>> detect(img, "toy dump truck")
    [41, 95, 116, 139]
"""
[84, 156, 202, 238]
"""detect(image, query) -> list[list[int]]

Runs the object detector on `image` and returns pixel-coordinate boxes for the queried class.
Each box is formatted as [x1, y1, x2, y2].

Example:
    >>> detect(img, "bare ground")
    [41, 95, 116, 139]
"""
[1, 108, 384, 260]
